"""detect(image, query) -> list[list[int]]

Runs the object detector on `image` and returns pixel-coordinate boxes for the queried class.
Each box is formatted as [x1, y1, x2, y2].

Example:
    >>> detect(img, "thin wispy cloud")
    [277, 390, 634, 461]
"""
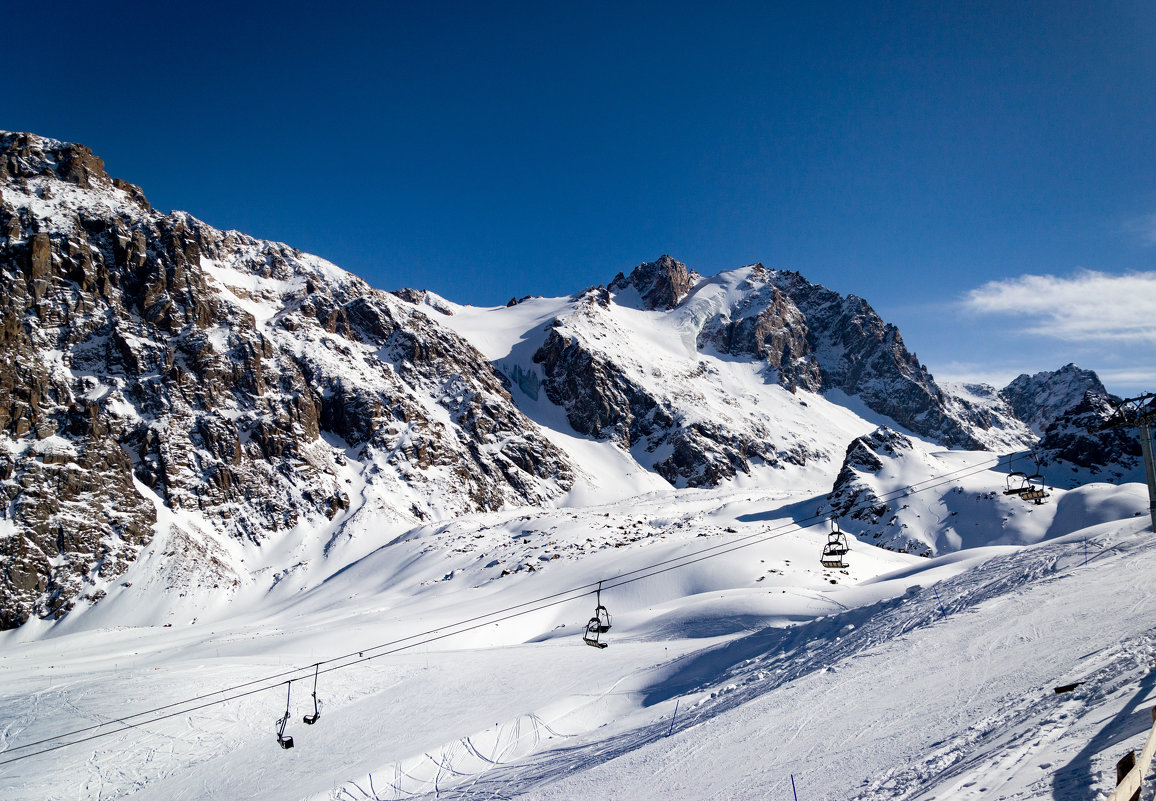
[1122, 212, 1156, 246]
[962, 270, 1156, 342]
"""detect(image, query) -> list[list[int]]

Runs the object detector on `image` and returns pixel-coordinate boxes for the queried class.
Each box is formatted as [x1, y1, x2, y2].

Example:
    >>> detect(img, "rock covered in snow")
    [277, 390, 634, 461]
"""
[939, 381, 1036, 453]
[532, 288, 819, 487]
[1036, 390, 1141, 476]
[995, 365, 1141, 477]
[1000, 364, 1107, 435]
[694, 265, 822, 392]
[825, 427, 925, 554]
[0, 131, 575, 629]
[760, 270, 989, 449]
[608, 254, 701, 310]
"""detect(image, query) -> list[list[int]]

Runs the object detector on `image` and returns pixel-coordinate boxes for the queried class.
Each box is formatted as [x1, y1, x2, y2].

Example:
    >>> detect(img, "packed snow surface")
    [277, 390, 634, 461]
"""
[1, 474, 1154, 800]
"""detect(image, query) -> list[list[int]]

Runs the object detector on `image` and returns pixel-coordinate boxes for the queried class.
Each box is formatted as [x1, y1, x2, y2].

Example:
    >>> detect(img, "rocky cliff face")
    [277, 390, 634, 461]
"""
[694, 265, 822, 392]
[0, 132, 574, 628]
[824, 427, 926, 554]
[760, 270, 994, 449]
[535, 260, 1026, 486]
[608, 255, 700, 310]
[1000, 364, 1108, 434]
[1036, 391, 1141, 477]
[998, 365, 1139, 478]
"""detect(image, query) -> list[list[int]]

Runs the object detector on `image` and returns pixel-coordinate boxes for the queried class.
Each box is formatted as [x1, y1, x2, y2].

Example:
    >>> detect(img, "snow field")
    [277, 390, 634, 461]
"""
[3, 478, 1154, 800]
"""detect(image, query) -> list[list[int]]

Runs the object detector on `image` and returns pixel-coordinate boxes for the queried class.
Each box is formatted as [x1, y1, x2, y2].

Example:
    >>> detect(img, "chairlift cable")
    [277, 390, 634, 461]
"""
[0, 452, 1007, 765]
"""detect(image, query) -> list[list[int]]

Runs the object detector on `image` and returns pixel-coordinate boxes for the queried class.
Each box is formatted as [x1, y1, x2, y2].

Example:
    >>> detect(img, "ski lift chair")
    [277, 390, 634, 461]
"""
[583, 582, 612, 649]
[1021, 473, 1048, 504]
[276, 682, 294, 749]
[1003, 471, 1029, 496]
[820, 519, 850, 569]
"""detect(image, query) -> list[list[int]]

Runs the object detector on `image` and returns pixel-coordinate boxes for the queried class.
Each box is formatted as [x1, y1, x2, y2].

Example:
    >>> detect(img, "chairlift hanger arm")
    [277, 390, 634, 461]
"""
[1093, 392, 1156, 432]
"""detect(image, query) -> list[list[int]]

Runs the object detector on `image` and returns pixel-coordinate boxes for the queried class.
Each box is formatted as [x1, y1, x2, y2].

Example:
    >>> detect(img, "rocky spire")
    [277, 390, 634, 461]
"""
[608, 254, 700, 310]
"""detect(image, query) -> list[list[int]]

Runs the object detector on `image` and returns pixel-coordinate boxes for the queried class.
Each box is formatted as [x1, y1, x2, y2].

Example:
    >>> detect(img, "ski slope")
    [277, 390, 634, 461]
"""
[1, 477, 1154, 800]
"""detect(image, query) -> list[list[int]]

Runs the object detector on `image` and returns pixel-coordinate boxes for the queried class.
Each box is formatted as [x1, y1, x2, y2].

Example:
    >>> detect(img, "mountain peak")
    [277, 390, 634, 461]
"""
[608, 254, 701, 310]
[1000, 363, 1109, 434]
[0, 130, 150, 209]
[2, 131, 110, 189]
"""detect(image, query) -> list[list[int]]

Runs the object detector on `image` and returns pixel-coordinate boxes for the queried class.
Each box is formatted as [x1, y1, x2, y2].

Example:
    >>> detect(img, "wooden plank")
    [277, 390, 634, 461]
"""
[1109, 766, 1141, 801]
[1107, 709, 1156, 801]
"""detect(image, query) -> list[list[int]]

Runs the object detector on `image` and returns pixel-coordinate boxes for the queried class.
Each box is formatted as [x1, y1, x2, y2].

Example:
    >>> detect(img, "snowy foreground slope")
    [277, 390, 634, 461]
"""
[1, 478, 1153, 801]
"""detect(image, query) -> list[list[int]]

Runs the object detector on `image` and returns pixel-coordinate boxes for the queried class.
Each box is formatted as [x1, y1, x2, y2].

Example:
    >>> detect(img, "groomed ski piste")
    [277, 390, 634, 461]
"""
[0, 447, 1152, 800]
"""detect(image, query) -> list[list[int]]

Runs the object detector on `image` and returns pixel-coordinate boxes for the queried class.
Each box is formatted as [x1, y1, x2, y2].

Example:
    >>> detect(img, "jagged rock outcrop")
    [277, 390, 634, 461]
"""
[1036, 390, 1141, 476]
[759, 270, 987, 448]
[994, 365, 1139, 476]
[533, 289, 819, 487]
[608, 255, 700, 310]
[0, 132, 574, 629]
[1000, 364, 1107, 434]
[695, 266, 822, 392]
[533, 326, 670, 446]
[825, 427, 931, 556]
[827, 427, 910, 522]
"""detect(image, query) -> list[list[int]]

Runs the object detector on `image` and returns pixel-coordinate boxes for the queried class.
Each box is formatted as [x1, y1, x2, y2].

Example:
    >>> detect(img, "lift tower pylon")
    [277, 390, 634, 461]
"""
[1094, 392, 1156, 532]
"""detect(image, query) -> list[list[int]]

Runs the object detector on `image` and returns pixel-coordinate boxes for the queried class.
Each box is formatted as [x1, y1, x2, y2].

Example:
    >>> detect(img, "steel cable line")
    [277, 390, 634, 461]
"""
[0, 580, 606, 757]
[0, 585, 604, 767]
[0, 453, 1007, 766]
[601, 455, 1002, 586]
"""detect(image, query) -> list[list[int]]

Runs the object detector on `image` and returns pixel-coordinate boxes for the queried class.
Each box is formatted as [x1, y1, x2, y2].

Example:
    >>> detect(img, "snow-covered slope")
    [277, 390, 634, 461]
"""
[1, 483, 1153, 800]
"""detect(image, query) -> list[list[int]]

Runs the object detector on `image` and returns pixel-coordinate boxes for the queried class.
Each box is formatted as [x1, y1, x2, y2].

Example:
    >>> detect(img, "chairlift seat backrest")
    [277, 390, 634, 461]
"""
[278, 734, 294, 749]
[825, 530, 849, 555]
[1004, 470, 1030, 495]
[595, 605, 612, 633]
[1021, 470, 1048, 503]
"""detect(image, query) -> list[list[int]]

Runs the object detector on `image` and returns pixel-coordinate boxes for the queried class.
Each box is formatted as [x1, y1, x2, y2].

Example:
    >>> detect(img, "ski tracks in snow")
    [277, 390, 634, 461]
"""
[333, 524, 1156, 800]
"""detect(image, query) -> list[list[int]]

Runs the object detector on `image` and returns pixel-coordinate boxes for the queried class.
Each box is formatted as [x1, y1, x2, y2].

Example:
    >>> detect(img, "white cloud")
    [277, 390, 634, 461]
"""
[930, 361, 1022, 389]
[962, 270, 1156, 342]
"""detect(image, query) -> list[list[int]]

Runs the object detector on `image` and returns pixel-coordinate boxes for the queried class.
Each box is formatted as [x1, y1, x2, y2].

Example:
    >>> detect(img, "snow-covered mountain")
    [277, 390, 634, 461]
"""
[2, 132, 1156, 801]
[0, 131, 1140, 632]
[1001, 363, 1108, 434]
[0, 132, 575, 628]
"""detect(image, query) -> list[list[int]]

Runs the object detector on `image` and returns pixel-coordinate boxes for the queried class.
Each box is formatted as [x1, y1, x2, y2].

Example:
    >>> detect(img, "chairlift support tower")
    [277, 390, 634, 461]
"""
[1094, 392, 1156, 532]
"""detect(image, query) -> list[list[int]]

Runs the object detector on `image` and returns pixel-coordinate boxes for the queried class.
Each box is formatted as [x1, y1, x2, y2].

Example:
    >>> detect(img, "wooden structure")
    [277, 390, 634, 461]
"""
[1107, 707, 1156, 801]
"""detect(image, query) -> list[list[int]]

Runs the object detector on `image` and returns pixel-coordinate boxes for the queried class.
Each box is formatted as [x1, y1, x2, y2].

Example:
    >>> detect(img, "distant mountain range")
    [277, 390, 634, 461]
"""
[0, 131, 1138, 629]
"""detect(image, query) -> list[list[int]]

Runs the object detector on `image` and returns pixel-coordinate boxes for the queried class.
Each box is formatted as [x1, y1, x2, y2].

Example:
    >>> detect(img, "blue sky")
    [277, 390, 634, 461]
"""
[7, 1, 1156, 394]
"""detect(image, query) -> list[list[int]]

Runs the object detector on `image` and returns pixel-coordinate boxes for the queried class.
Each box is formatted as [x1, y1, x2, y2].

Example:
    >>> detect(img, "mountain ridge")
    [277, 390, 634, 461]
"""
[0, 131, 1135, 630]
